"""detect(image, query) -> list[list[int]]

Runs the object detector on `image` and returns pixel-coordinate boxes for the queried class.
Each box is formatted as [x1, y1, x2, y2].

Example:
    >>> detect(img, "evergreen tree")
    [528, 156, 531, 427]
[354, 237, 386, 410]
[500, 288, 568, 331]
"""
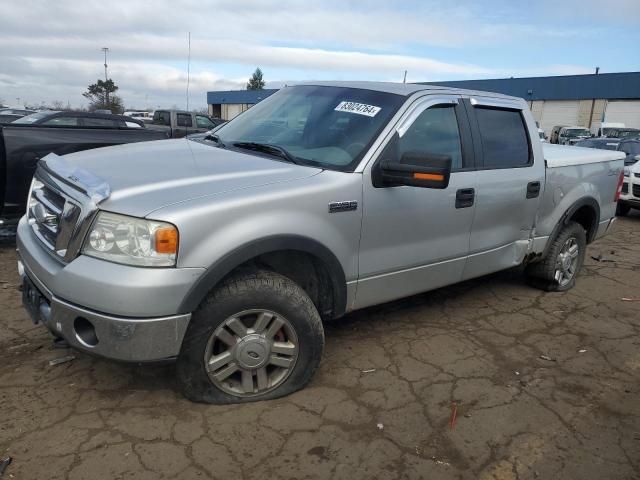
[246, 68, 265, 90]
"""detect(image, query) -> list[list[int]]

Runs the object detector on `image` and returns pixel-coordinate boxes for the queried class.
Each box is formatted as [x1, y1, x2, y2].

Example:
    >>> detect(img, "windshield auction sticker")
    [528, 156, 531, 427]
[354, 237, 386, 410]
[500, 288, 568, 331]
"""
[334, 101, 381, 117]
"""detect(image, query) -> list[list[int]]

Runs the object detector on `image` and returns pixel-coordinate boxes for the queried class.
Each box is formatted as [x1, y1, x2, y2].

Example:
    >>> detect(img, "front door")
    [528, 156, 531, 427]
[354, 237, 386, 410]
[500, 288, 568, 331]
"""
[355, 95, 477, 309]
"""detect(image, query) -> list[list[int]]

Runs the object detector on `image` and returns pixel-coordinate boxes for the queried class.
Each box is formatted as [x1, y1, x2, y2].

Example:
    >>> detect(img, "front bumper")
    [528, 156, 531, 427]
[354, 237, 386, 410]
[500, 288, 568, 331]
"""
[20, 260, 191, 361]
[620, 177, 639, 208]
[16, 216, 204, 361]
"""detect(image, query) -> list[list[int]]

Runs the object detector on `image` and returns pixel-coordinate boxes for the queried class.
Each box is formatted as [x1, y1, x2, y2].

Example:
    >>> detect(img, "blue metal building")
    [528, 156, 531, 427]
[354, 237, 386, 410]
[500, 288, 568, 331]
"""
[207, 73, 640, 130]
[207, 89, 278, 120]
[423, 72, 640, 101]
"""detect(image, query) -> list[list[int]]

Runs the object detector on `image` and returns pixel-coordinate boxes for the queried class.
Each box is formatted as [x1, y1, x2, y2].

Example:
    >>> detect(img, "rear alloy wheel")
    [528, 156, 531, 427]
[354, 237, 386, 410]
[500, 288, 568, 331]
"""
[177, 270, 324, 404]
[553, 237, 580, 288]
[526, 221, 586, 292]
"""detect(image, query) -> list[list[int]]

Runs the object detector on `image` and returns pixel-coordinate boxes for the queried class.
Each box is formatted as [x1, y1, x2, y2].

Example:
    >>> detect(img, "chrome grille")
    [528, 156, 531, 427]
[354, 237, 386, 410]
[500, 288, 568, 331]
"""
[633, 184, 640, 198]
[27, 177, 81, 258]
[635, 173, 640, 178]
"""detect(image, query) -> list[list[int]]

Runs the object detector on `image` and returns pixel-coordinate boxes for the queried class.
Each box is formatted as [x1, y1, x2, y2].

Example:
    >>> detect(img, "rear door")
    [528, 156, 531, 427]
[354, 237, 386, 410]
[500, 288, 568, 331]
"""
[462, 96, 545, 280]
[174, 113, 193, 138]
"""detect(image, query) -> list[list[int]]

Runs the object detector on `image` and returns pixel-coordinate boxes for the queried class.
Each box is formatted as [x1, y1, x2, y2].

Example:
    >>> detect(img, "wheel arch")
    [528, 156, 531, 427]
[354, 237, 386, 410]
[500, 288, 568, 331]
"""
[178, 235, 347, 319]
[542, 196, 600, 259]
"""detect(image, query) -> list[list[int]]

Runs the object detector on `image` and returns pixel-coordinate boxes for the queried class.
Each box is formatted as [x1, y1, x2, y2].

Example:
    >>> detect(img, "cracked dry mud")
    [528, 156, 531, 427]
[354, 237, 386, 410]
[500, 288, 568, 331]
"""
[1, 214, 639, 480]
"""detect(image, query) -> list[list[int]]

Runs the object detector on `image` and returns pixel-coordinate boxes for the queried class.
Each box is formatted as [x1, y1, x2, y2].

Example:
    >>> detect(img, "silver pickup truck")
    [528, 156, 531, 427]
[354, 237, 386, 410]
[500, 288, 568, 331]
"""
[16, 82, 625, 403]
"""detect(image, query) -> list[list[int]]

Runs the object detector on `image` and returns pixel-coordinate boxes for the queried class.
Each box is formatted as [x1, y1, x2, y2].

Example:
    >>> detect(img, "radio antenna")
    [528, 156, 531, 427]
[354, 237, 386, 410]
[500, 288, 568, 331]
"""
[186, 32, 191, 111]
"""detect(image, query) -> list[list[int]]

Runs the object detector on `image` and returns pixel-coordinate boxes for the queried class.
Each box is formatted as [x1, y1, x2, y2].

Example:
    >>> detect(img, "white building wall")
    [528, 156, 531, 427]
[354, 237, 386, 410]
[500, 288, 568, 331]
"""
[604, 101, 640, 129]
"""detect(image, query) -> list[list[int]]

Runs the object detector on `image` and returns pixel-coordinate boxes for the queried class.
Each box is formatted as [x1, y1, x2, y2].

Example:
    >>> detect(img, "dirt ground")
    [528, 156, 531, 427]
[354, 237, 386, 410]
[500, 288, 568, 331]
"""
[1, 214, 639, 480]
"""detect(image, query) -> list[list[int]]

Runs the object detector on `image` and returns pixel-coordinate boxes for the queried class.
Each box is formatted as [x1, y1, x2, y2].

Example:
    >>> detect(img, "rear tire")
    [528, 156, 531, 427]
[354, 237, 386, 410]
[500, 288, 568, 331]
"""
[177, 269, 324, 404]
[526, 221, 586, 292]
[616, 202, 631, 217]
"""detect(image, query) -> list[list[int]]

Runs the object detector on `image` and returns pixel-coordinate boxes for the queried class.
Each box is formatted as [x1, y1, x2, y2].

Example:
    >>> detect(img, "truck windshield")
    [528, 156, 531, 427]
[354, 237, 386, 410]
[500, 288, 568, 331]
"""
[206, 85, 405, 171]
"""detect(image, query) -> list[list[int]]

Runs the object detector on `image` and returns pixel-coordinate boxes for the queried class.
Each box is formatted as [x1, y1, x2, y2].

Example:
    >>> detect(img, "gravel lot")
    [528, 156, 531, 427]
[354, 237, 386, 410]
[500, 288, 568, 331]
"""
[1, 214, 639, 480]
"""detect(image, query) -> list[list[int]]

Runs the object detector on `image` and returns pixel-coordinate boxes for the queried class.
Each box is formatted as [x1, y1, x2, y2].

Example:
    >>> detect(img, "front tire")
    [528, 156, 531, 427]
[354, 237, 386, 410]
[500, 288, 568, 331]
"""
[526, 221, 586, 292]
[616, 202, 631, 217]
[177, 269, 324, 404]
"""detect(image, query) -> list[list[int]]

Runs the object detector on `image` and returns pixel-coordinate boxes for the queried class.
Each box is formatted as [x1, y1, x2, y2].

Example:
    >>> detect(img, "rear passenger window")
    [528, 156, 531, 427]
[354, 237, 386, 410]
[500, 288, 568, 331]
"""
[177, 114, 192, 127]
[42, 116, 78, 127]
[475, 107, 531, 168]
[398, 105, 463, 169]
[153, 111, 171, 126]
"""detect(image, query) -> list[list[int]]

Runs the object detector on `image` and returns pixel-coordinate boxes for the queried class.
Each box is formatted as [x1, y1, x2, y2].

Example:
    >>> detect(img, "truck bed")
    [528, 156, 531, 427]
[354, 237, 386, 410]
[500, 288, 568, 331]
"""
[535, 144, 625, 245]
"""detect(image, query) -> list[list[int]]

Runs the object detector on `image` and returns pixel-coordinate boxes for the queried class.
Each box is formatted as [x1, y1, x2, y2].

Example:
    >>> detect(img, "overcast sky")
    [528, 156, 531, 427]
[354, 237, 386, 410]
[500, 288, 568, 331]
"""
[1, 0, 639, 110]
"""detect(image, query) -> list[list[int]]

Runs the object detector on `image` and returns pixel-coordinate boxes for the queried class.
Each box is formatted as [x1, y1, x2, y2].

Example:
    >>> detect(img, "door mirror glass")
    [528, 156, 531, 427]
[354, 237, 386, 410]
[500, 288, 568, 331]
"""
[379, 151, 452, 189]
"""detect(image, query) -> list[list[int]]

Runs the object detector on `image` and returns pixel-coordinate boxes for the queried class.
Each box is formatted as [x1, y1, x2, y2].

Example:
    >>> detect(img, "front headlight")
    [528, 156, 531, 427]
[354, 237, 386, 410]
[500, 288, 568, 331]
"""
[623, 166, 630, 177]
[82, 211, 178, 267]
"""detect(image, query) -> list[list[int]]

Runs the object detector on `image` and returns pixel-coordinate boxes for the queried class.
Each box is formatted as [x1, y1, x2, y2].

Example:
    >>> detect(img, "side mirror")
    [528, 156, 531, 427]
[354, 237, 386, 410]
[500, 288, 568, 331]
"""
[634, 154, 640, 162]
[376, 151, 451, 189]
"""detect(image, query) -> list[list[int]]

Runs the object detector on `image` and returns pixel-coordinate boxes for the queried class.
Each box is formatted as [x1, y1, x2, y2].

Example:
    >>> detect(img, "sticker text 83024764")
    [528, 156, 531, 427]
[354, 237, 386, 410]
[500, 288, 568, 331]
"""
[334, 101, 381, 117]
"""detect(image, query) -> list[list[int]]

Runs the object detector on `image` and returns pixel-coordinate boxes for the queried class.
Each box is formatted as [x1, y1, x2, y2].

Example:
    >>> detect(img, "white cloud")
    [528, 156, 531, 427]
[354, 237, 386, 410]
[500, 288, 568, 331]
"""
[1, 0, 633, 108]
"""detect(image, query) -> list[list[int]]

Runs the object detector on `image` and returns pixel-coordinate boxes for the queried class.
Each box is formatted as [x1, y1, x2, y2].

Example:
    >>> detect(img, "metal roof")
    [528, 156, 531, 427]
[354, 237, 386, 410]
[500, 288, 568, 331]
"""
[422, 72, 640, 101]
[207, 89, 279, 105]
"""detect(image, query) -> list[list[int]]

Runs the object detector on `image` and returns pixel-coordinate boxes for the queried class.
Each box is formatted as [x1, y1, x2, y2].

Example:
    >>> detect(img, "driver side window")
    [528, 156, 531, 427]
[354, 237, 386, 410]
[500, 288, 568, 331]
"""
[399, 105, 463, 169]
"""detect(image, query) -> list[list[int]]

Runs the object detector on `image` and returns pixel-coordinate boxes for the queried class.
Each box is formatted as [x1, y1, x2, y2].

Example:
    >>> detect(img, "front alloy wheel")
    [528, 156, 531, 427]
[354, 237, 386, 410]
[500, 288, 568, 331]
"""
[205, 309, 299, 397]
[177, 269, 324, 404]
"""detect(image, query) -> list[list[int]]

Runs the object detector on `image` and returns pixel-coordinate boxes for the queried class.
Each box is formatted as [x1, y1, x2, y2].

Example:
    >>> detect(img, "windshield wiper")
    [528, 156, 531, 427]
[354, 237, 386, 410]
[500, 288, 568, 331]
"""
[232, 142, 300, 165]
[204, 133, 225, 148]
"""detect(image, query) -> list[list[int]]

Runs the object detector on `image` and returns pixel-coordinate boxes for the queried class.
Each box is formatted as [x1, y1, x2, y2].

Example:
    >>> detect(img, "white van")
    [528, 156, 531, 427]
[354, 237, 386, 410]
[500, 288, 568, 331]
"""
[592, 122, 625, 137]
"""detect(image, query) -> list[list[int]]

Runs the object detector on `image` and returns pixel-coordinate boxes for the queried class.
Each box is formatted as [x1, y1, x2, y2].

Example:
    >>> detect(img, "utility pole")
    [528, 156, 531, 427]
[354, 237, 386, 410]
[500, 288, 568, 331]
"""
[403, 70, 407, 84]
[101, 47, 110, 107]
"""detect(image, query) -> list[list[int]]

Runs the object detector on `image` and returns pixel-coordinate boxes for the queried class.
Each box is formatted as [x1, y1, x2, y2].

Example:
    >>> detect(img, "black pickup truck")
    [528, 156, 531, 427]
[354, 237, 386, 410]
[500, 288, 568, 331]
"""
[0, 111, 169, 227]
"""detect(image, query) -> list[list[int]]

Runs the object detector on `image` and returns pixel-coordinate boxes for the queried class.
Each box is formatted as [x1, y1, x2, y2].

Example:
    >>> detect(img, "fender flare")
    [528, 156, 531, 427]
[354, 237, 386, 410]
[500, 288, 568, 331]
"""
[178, 235, 347, 318]
[542, 196, 600, 258]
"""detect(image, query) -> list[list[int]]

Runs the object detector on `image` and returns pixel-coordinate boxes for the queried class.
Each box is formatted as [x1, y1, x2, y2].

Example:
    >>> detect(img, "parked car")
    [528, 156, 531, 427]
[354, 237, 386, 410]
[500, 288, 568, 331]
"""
[16, 82, 624, 403]
[618, 138, 640, 165]
[538, 128, 547, 142]
[557, 126, 592, 145]
[574, 138, 621, 151]
[149, 110, 225, 138]
[591, 122, 625, 137]
[0, 111, 169, 226]
[124, 111, 153, 124]
[0, 108, 38, 125]
[604, 127, 640, 139]
[11, 110, 145, 128]
[617, 151, 640, 216]
[549, 125, 567, 144]
[617, 138, 640, 216]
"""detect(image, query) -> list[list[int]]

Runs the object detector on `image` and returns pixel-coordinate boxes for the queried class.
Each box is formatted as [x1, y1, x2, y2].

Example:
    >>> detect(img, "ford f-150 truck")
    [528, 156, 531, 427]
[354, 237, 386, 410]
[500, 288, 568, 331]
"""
[16, 82, 625, 404]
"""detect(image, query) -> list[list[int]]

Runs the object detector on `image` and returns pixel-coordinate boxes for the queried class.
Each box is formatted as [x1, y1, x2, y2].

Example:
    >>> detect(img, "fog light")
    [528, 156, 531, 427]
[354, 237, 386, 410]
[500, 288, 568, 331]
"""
[74, 317, 98, 347]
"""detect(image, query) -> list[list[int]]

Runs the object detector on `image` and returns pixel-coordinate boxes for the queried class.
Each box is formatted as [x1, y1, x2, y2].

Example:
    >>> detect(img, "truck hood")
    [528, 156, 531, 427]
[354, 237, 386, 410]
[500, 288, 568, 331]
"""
[45, 139, 322, 217]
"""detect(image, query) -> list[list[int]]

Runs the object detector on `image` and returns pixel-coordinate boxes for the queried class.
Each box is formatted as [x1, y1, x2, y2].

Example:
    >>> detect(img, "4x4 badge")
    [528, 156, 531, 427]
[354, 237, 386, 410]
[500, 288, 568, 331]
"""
[328, 201, 358, 213]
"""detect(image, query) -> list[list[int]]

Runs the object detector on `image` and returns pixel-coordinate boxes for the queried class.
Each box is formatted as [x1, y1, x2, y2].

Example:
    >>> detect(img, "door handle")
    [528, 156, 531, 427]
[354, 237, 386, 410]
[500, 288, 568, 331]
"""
[455, 188, 475, 208]
[526, 181, 541, 199]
